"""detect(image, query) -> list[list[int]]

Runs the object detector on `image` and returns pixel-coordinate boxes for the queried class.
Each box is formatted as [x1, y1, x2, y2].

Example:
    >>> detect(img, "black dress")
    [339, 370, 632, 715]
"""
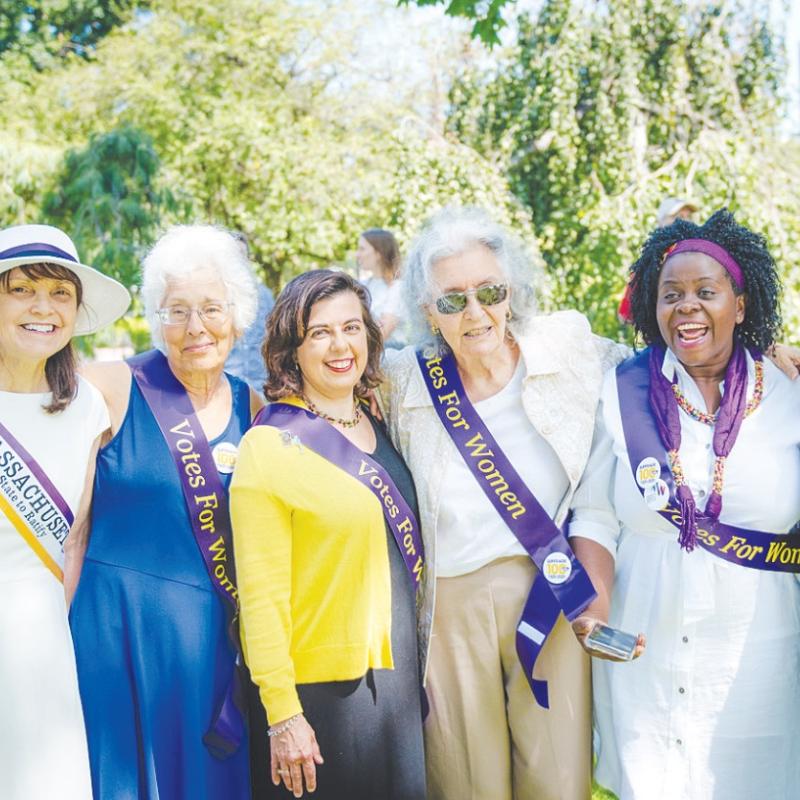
[249, 414, 426, 800]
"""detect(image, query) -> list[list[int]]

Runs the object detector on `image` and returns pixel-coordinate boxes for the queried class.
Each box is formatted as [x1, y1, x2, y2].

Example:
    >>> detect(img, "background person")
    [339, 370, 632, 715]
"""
[570, 210, 800, 799]
[380, 207, 628, 800]
[656, 196, 698, 228]
[226, 281, 274, 392]
[225, 231, 274, 393]
[0, 223, 129, 800]
[69, 225, 262, 800]
[231, 269, 425, 799]
[356, 228, 406, 348]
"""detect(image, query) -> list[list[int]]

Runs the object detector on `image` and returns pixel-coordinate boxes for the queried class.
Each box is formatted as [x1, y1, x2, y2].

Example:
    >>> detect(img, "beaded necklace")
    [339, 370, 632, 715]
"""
[302, 394, 362, 428]
[666, 358, 763, 513]
[670, 358, 764, 425]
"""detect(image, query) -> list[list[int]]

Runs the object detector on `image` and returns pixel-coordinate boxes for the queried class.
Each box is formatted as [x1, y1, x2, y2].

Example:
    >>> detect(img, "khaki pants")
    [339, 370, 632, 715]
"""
[424, 556, 592, 800]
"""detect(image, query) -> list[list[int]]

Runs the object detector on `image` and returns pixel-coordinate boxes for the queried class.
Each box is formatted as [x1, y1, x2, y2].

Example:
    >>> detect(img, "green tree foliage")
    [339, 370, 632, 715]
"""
[447, 0, 800, 339]
[397, 0, 516, 44]
[42, 124, 178, 289]
[0, 0, 147, 69]
[0, 0, 530, 295]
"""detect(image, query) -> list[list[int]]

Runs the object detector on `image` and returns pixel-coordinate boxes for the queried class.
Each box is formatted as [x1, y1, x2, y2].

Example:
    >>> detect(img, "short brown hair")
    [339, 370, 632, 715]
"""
[263, 270, 384, 402]
[0, 263, 83, 414]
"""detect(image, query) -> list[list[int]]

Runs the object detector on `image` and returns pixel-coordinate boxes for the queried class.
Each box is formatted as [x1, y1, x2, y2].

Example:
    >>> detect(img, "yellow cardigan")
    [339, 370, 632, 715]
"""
[230, 408, 394, 724]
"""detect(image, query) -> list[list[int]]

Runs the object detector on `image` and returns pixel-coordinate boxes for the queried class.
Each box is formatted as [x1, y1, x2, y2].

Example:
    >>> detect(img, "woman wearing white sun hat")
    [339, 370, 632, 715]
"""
[0, 223, 130, 800]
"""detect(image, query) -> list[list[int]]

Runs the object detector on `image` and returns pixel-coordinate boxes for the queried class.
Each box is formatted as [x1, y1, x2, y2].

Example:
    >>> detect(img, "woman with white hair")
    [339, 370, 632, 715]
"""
[69, 225, 263, 799]
[380, 207, 628, 800]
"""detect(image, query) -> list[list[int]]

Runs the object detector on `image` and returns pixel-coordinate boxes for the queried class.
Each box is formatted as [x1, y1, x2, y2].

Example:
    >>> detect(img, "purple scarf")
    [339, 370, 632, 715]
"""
[648, 342, 751, 550]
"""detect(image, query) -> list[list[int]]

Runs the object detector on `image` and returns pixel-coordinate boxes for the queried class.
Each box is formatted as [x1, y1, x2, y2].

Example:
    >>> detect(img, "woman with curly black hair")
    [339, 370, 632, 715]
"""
[568, 209, 800, 799]
[628, 209, 782, 353]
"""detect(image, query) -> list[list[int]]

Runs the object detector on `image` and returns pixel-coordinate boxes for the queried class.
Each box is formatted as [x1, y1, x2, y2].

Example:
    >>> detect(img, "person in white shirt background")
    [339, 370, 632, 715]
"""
[224, 230, 274, 394]
[356, 228, 407, 349]
[570, 209, 800, 800]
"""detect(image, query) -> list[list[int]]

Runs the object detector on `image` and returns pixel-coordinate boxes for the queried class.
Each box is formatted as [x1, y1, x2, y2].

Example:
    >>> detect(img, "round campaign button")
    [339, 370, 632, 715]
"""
[636, 457, 661, 488]
[212, 441, 238, 474]
[542, 552, 572, 585]
[644, 478, 669, 511]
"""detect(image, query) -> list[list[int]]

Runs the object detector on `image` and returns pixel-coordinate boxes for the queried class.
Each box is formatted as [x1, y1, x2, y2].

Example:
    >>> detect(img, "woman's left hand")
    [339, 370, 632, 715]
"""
[767, 343, 800, 380]
[270, 714, 324, 797]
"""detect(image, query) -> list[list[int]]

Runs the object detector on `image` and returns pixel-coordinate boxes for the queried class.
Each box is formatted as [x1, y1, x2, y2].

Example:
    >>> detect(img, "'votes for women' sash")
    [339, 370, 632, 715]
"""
[254, 402, 425, 590]
[0, 420, 74, 582]
[129, 349, 244, 757]
[617, 349, 800, 572]
[417, 352, 596, 708]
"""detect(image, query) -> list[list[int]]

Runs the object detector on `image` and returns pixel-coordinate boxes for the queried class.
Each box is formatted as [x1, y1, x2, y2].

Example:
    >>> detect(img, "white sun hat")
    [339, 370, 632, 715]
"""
[0, 224, 131, 335]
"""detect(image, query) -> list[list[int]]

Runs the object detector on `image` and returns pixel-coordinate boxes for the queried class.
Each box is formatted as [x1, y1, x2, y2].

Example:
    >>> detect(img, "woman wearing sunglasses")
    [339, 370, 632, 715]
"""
[379, 206, 628, 800]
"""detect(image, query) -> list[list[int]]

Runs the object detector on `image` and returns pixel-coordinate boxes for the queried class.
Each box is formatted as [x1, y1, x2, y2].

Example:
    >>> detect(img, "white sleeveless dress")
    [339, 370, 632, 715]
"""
[0, 377, 108, 800]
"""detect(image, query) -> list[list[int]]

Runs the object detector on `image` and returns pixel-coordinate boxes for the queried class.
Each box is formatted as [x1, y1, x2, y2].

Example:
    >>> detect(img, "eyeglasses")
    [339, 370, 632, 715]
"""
[156, 302, 234, 326]
[434, 283, 508, 315]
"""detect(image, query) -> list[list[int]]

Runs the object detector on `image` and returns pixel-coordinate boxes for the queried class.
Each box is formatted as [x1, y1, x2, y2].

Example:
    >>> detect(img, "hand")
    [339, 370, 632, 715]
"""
[767, 343, 800, 380]
[364, 389, 383, 421]
[270, 714, 324, 797]
[571, 615, 646, 662]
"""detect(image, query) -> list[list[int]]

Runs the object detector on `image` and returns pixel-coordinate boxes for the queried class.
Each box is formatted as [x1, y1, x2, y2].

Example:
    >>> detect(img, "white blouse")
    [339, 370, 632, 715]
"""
[570, 349, 800, 800]
[435, 359, 568, 577]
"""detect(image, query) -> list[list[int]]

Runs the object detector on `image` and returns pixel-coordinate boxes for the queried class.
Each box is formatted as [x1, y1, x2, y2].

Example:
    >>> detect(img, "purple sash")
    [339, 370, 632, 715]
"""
[253, 402, 425, 589]
[0, 420, 74, 582]
[417, 352, 596, 708]
[129, 349, 244, 757]
[617, 349, 800, 571]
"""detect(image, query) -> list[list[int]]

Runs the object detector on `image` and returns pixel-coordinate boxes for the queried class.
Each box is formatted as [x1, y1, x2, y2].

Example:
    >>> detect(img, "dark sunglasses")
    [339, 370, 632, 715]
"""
[434, 283, 509, 315]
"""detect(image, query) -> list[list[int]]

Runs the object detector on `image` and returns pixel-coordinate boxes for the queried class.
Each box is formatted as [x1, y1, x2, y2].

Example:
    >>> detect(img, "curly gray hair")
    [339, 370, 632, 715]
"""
[402, 206, 538, 352]
[142, 225, 259, 351]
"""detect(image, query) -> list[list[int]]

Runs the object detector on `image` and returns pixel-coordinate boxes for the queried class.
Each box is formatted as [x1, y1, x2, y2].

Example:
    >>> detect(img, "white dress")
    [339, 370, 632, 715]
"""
[0, 377, 108, 800]
[570, 350, 800, 800]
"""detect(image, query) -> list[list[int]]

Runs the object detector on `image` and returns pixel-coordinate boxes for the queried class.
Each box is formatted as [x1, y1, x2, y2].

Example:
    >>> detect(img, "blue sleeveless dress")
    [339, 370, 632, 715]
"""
[70, 368, 251, 800]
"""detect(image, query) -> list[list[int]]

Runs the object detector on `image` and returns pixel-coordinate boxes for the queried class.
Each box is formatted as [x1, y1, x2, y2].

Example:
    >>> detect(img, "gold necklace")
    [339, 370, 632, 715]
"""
[303, 395, 362, 428]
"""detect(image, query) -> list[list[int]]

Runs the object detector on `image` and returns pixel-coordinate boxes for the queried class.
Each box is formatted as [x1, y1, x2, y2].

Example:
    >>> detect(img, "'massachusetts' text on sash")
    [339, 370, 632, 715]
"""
[0, 420, 73, 582]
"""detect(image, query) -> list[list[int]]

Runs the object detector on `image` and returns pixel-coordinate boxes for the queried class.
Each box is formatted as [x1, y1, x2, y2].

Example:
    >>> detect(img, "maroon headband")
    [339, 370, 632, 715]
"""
[663, 239, 745, 290]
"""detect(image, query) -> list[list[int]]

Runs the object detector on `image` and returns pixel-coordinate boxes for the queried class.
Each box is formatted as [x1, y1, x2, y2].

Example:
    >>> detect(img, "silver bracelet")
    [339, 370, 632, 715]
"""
[268, 713, 301, 738]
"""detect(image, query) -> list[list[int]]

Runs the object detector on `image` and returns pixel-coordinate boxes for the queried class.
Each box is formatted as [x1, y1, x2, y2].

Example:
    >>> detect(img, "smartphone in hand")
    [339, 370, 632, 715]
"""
[584, 622, 639, 661]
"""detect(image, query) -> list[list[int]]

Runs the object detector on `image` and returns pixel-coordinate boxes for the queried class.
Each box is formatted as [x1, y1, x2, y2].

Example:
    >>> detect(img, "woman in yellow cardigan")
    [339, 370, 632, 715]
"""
[230, 270, 425, 800]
